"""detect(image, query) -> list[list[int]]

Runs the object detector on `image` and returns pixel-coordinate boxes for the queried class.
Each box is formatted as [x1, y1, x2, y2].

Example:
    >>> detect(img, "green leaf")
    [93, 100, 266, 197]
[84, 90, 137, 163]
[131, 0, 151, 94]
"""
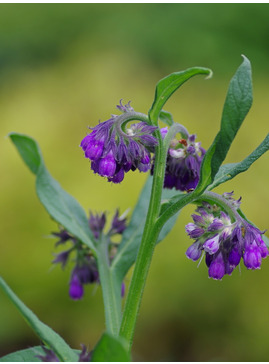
[195, 56, 253, 195]
[0, 346, 44, 362]
[9, 133, 96, 252]
[111, 176, 180, 281]
[0, 346, 81, 362]
[209, 133, 269, 190]
[91, 332, 130, 362]
[149, 67, 212, 124]
[159, 110, 174, 126]
[0, 277, 78, 362]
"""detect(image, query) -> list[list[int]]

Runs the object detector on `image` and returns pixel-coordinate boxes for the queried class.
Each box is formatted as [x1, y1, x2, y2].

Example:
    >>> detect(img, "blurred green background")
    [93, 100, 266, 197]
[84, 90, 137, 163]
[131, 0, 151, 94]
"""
[1, 3, 269, 361]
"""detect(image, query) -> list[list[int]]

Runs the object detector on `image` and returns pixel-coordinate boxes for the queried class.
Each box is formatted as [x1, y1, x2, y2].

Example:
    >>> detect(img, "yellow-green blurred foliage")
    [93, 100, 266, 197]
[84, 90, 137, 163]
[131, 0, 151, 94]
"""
[1, 3, 269, 361]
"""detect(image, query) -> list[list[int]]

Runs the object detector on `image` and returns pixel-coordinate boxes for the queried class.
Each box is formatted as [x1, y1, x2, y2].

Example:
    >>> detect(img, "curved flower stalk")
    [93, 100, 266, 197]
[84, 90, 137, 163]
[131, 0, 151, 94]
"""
[52, 209, 128, 300]
[185, 192, 269, 280]
[80, 100, 158, 183]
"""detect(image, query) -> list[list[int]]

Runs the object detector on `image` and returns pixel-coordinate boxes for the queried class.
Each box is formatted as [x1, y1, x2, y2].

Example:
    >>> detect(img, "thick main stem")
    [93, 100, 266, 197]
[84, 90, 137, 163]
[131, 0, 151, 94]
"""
[119, 132, 165, 350]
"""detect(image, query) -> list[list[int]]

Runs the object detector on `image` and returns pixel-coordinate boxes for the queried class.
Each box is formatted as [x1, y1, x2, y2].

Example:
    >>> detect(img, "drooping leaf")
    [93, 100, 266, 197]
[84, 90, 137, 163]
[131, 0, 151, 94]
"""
[0, 277, 78, 362]
[9, 133, 96, 252]
[91, 332, 130, 362]
[208, 133, 269, 190]
[149, 67, 212, 124]
[111, 176, 180, 281]
[195, 56, 253, 195]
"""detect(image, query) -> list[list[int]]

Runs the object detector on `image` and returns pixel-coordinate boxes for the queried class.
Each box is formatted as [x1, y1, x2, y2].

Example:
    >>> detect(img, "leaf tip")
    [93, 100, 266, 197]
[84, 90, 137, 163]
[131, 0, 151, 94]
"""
[205, 69, 213, 80]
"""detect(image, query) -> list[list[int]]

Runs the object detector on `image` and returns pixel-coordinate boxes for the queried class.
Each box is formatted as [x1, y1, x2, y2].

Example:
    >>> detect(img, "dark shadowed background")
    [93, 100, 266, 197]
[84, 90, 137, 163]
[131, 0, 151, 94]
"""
[1, 3, 269, 361]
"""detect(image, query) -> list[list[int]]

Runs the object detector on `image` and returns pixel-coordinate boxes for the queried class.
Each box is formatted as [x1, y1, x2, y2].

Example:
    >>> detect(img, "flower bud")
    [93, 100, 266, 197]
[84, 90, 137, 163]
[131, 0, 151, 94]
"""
[99, 151, 116, 177]
[243, 242, 262, 270]
[69, 274, 84, 300]
[85, 138, 104, 161]
[186, 242, 202, 261]
[228, 245, 241, 267]
[203, 235, 220, 255]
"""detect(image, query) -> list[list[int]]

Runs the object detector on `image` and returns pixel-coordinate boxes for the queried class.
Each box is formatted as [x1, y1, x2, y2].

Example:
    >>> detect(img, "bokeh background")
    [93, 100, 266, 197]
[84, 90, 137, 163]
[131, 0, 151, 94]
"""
[1, 3, 269, 361]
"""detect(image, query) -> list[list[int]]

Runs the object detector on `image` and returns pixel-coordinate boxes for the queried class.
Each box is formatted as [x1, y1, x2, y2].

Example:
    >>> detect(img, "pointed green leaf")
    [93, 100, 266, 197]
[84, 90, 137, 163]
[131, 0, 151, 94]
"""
[149, 67, 212, 123]
[209, 133, 269, 190]
[9, 133, 95, 252]
[91, 333, 130, 362]
[0, 278, 78, 362]
[195, 56, 253, 195]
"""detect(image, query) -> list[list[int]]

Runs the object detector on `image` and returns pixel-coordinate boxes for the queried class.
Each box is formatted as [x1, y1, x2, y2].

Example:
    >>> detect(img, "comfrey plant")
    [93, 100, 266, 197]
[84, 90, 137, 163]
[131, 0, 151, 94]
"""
[1, 56, 269, 362]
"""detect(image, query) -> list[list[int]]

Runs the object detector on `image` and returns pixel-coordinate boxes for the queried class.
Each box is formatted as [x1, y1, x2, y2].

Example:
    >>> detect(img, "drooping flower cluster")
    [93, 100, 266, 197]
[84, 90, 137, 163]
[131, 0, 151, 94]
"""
[52, 209, 128, 300]
[164, 133, 206, 191]
[185, 193, 269, 280]
[80, 100, 158, 183]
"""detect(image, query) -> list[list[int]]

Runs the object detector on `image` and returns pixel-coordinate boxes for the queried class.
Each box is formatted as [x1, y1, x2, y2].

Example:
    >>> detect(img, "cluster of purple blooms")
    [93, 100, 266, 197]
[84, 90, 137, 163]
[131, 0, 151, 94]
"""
[52, 209, 127, 300]
[80, 104, 268, 280]
[185, 193, 269, 280]
[80, 101, 158, 183]
[163, 132, 206, 191]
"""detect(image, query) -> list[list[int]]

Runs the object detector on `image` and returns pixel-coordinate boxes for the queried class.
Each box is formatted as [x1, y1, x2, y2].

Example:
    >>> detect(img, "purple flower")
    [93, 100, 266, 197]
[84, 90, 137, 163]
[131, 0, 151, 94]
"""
[208, 253, 225, 280]
[80, 101, 158, 183]
[98, 150, 117, 177]
[156, 134, 205, 191]
[243, 241, 262, 270]
[228, 245, 242, 267]
[185, 223, 204, 239]
[52, 228, 74, 246]
[52, 249, 71, 269]
[78, 344, 92, 362]
[69, 274, 84, 300]
[110, 209, 128, 235]
[35, 346, 59, 362]
[203, 235, 220, 255]
[89, 211, 106, 239]
[185, 196, 268, 280]
[186, 242, 202, 261]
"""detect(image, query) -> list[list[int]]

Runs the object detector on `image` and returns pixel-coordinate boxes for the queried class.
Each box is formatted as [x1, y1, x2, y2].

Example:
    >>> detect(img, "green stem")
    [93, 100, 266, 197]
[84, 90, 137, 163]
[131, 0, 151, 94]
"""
[97, 236, 121, 336]
[119, 129, 165, 350]
[194, 191, 245, 224]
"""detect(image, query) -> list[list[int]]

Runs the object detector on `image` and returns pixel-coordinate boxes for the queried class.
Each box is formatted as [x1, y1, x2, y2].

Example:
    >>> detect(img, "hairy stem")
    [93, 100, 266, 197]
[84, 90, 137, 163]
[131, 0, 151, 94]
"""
[119, 128, 165, 350]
